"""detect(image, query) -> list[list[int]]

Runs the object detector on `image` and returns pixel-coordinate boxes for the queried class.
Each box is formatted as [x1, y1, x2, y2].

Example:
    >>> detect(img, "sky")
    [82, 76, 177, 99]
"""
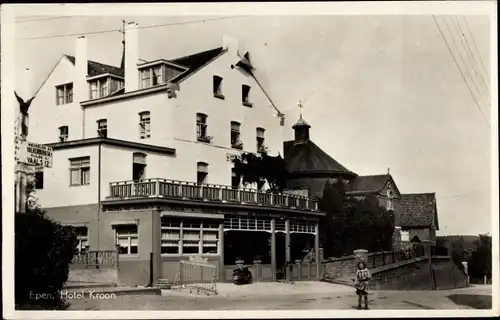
[10, 7, 494, 236]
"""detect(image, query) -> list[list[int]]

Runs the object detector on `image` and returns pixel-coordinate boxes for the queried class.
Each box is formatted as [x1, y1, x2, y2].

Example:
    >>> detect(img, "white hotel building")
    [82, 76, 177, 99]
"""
[28, 22, 323, 285]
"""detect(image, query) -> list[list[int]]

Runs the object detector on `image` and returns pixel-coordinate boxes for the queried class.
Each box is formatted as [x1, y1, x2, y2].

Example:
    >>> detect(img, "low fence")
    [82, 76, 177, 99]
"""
[71, 250, 119, 267]
[172, 257, 218, 296]
[67, 250, 119, 286]
[322, 247, 426, 282]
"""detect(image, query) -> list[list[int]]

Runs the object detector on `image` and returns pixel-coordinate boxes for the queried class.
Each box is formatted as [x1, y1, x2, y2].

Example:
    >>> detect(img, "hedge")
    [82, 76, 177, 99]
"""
[15, 213, 78, 309]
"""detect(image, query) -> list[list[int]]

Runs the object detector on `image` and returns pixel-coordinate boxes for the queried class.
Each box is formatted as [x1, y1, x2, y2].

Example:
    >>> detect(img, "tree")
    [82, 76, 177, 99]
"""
[468, 234, 492, 280]
[318, 180, 346, 258]
[342, 194, 395, 254]
[15, 172, 78, 309]
[232, 152, 289, 191]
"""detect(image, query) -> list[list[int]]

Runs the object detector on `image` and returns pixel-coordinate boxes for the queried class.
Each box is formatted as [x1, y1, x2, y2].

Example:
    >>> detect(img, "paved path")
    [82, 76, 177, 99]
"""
[67, 283, 492, 311]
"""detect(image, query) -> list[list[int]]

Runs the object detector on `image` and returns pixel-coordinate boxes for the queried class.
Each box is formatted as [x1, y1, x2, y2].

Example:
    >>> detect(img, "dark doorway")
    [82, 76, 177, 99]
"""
[224, 231, 271, 265]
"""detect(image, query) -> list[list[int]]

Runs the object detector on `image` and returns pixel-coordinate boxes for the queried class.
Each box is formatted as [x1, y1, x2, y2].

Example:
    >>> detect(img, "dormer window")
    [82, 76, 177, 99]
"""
[139, 61, 185, 89]
[89, 75, 123, 100]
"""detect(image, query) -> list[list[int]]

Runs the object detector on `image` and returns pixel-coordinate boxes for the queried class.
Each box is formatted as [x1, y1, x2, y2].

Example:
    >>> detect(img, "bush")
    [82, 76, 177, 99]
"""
[15, 213, 78, 309]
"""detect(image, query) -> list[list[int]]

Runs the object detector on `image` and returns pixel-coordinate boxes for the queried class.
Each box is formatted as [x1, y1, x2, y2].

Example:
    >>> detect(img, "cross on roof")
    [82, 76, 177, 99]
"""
[298, 100, 304, 117]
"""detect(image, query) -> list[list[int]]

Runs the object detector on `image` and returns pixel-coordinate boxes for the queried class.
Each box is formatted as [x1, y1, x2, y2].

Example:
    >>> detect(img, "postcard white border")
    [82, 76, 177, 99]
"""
[2, 1, 498, 319]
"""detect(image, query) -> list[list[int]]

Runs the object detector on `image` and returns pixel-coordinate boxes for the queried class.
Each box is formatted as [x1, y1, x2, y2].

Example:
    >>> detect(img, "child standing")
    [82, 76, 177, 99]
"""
[354, 261, 371, 310]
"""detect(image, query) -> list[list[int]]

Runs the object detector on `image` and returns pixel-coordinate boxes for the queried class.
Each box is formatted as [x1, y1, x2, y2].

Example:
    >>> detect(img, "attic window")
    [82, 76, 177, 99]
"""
[56, 83, 73, 105]
[242, 85, 252, 107]
[213, 76, 224, 99]
[139, 62, 184, 89]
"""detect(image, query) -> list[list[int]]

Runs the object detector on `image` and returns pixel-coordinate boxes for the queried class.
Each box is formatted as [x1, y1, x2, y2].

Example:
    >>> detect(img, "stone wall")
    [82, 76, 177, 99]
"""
[67, 266, 118, 285]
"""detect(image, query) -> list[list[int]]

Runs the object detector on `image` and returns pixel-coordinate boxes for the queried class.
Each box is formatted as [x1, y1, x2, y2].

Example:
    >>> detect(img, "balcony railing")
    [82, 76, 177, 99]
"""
[108, 178, 319, 211]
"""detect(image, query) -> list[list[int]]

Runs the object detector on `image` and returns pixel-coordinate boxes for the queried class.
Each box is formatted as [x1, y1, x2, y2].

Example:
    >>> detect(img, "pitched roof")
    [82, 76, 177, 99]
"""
[346, 174, 402, 198]
[64, 55, 124, 77]
[395, 193, 439, 229]
[169, 47, 224, 83]
[283, 140, 357, 178]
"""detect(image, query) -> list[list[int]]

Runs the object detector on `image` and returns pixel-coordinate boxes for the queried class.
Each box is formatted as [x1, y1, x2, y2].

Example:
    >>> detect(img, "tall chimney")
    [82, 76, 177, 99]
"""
[222, 35, 240, 66]
[75, 36, 88, 103]
[125, 22, 139, 92]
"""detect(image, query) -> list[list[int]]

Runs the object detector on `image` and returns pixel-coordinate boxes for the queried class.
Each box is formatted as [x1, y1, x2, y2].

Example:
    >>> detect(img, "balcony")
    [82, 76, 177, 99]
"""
[108, 178, 319, 212]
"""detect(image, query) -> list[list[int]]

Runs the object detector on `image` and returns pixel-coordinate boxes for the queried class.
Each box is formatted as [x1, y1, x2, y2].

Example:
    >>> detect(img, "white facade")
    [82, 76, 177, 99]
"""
[29, 27, 285, 208]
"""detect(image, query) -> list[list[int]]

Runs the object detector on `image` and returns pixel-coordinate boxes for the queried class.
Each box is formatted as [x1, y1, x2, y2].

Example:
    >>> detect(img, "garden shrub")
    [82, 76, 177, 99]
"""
[15, 213, 78, 309]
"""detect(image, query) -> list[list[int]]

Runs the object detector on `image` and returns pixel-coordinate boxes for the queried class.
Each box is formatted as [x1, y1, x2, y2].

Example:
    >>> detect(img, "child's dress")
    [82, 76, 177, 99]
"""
[355, 268, 371, 296]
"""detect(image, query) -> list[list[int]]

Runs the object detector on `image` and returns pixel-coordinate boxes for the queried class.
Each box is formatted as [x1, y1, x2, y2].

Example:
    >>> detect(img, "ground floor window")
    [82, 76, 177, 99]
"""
[161, 218, 220, 255]
[115, 225, 139, 255]
[74, 226, 89, 252]
[400, 230, 410, 242]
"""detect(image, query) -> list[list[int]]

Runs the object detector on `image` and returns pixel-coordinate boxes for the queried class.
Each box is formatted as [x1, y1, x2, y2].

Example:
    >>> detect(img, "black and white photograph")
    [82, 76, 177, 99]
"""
[1, 2, 498, 318]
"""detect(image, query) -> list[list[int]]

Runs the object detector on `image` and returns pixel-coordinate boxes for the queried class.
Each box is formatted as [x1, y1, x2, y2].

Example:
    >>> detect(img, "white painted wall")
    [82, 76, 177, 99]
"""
[36, 145, 98, 208]
[31, 42, 285, 207]
[37, 144, 176, 207]
[30, 56, 84, 144]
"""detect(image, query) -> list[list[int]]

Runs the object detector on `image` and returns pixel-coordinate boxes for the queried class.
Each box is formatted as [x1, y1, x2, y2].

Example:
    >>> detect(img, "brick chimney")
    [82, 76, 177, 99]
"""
[124, 22, 139, 92]
[74, 36, 88, 103]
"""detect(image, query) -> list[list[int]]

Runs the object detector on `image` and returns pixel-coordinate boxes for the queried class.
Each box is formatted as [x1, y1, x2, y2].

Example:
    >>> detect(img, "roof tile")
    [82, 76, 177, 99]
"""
[395, 193, 439, 229]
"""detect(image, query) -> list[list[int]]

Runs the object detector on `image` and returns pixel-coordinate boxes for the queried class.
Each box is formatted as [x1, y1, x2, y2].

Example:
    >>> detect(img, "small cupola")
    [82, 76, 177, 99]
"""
[292, 114, 311, 144]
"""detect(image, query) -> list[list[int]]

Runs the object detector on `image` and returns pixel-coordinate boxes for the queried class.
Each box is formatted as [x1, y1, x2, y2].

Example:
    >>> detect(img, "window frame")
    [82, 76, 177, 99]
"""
[213, 75, 224, 99]
[114, 224, 139, 256]
[256, 127, 266, 152]
[97, 119, 108, 138]
[59, 126, 69, 142]
[55, 83, 74, 105]
[139, 111, 151, 139]
[161, 218, 220, 256]
[230, 121, 242, 149]
[69, 156, 91, 187]
[242, 84, 252, 107]
[196, 113, 209, 142]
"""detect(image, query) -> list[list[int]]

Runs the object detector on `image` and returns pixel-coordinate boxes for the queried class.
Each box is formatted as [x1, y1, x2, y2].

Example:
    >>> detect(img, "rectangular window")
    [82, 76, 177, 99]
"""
[197, 162, 208, 185]
[152, 66, 162, 86]
[59, 126, 69, 142]
[141, 69, 151, 89]
[99, 78, 108, 97]
[115, 225, 139, 255]
[161, 219, 220, 256]
[97, 119, 107, 138]
[69, 157, 90, 186]
[90, 81, 99, 99]
[74, 226, 89, 252]
[196, 113, 208, 141]
[139, 112, 151, 139]
[56, 83, 74, 105]
[35, 171, 44, 189]
[256, 127, 266, 152]
[213, 76, 223, 98]
[231, 122, 242, 149]
[242, 84, 251, 106]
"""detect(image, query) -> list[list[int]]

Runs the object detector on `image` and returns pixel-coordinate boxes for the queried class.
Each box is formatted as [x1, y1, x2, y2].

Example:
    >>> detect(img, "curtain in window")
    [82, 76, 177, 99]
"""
[197, 162, 208, 173]
[70, 169, 80, 185]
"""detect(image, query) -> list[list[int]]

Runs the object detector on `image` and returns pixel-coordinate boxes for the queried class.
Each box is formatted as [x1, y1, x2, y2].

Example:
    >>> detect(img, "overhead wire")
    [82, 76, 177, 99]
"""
[432, 15, 490, 129]
[17, 15, 248, 41]
[451, 16, 491, 101]
[463, 17, 490, 79]
[442, 16, 489, 109]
